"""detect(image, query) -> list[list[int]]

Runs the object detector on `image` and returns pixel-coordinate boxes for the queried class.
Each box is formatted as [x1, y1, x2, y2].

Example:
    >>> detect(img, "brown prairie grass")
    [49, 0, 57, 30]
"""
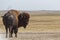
[0, 14, 60, 33]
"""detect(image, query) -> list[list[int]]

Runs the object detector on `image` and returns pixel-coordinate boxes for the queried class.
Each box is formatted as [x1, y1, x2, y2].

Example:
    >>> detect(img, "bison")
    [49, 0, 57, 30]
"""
[2, 9, 30, 38]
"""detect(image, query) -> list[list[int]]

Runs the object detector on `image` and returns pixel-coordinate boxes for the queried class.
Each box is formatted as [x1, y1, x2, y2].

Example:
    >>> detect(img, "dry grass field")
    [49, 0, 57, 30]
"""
[0, 12, 60, 40]
[0, 14, 60, 32]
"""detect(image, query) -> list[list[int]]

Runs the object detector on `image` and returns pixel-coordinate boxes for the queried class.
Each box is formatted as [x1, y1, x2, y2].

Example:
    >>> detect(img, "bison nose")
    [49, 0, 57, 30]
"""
[24, 26, 26, 29]
[24, 27, 26, 29]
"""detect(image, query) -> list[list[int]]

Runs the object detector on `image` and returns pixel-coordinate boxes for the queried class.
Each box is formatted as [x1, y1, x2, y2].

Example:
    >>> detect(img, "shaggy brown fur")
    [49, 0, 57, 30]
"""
[2, 9, 20, 38]
[7, 9, 20, 27]
[2, 9, 30, 38]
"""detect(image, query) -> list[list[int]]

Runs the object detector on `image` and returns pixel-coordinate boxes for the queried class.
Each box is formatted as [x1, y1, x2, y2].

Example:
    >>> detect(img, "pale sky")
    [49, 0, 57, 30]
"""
[0, 0, 60, 10]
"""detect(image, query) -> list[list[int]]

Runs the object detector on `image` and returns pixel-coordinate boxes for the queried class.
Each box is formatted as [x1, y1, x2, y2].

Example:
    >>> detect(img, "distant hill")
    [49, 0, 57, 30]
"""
[0, 10, 60, 16]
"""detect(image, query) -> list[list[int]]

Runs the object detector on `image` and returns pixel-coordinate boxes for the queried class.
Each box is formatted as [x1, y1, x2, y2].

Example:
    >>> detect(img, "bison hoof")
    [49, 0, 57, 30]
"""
[9, 35, 13, 38]
[9, 36, 12, 38]
[15, 36, 17, 38]
[6, 36, 8, 38]
[15, 35, 17, 38]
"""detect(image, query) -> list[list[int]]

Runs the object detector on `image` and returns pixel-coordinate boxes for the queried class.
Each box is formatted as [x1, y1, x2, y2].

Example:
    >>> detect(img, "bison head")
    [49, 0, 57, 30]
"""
[18, 12, 30, 28]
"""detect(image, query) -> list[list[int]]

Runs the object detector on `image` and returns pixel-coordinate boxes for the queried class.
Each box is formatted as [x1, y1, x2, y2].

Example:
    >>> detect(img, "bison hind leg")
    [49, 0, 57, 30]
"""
[5, 27, 8, 38]
[13, 27, 18, 37]
[9, 27, 14, 38]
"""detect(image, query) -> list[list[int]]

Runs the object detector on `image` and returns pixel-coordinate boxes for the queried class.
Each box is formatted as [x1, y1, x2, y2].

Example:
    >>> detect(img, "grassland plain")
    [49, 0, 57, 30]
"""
[0, 14, 60, 40]
[0, 14, 60, 33]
